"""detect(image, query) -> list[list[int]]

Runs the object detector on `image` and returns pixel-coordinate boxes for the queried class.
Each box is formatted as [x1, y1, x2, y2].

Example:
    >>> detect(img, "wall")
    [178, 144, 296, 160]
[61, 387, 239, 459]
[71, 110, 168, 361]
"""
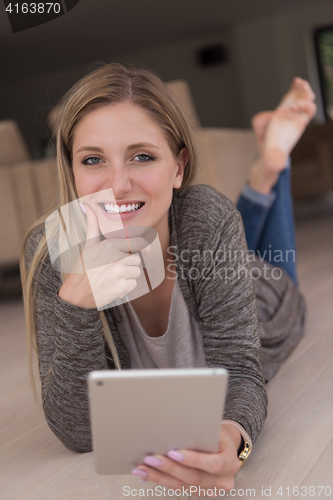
[0, 66, 98, 157]
[0, 29, 240, 157]
[119, 29, 242, 129]
[232, 0, 333, 126]
[1, 0, 333, 155]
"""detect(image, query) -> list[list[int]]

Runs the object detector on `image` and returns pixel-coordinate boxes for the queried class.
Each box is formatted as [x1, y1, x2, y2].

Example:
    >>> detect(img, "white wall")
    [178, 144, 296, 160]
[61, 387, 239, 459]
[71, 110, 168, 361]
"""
[232, 0, 333, 126]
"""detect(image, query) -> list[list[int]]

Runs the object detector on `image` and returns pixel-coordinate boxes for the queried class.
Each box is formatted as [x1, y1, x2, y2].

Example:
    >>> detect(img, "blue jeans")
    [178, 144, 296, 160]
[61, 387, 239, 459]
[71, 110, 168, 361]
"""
[236, 162, 298, 284]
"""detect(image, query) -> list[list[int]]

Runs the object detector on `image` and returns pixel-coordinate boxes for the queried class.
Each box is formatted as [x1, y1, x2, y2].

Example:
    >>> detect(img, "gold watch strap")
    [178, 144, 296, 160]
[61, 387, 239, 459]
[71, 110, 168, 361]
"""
[239, 441, 251, 467]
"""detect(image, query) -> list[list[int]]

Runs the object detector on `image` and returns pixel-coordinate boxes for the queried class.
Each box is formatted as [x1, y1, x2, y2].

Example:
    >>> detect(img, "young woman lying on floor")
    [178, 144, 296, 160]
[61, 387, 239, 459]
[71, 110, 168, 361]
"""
[21, 65, 316, 493]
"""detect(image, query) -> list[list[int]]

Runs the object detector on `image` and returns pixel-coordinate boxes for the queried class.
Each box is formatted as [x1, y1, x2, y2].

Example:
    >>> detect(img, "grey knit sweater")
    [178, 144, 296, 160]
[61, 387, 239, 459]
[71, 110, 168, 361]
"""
[25, 184, 305, 453]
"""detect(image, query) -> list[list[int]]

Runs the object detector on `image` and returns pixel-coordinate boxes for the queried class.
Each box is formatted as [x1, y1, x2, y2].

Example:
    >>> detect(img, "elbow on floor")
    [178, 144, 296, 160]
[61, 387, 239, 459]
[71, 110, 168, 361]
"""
[45, 416, 93, 453]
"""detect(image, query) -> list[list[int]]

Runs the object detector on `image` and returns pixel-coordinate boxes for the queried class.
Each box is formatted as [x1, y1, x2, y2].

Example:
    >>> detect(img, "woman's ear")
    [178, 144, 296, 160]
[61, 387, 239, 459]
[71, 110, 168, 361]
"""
[173, 148, 189, 189]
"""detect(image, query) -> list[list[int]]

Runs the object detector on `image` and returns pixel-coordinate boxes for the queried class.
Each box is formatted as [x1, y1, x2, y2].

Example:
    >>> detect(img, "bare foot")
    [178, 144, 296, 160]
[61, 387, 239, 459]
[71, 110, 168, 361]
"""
[249, 77, 317, 193]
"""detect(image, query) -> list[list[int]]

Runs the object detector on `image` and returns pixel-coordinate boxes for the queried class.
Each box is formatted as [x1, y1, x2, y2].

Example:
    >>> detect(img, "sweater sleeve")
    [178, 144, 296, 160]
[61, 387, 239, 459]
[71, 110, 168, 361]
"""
[24, 227, 109, 452]
[196, 204, 267, 443]
[172, 185, 268, 444]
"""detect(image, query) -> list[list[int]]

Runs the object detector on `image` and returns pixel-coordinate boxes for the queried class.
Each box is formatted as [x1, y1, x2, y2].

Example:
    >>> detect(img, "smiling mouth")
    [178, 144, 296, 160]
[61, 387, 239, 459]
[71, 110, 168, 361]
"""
[99, 202, 145, 214]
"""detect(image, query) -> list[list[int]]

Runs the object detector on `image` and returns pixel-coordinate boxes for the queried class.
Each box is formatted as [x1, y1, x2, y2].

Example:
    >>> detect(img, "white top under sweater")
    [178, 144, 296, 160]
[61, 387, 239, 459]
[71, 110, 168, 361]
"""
[115, 278, 207, 369]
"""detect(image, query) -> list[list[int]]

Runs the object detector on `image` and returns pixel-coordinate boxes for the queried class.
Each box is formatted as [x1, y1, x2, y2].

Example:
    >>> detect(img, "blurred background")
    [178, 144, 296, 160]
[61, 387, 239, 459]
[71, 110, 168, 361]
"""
[0, 0, 333, 295]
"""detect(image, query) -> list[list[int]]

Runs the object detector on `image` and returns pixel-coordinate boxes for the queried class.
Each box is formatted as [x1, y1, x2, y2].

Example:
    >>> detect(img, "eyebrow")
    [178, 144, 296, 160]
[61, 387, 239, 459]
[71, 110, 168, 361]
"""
[127, 142, 159, 151]
[76, 146, 104, 154]
[75, 143, 159, 154]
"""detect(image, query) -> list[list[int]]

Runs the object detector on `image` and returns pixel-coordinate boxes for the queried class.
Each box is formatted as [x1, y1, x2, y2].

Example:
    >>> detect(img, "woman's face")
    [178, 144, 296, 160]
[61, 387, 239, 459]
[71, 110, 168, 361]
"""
[72, 101, 187, 239]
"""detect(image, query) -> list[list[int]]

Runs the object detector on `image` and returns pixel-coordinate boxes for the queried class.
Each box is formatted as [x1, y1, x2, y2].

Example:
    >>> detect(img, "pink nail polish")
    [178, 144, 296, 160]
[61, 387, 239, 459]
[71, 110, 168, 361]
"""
[144, 456, 163, 467]
[79, 203, 87, 215]
[167, 450, 185, 462]
[131, 468, 148, 478]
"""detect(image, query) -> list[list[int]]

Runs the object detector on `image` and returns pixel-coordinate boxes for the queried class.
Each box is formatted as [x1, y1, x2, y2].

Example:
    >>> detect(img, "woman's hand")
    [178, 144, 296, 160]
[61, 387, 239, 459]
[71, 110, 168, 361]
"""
[58, 203, 148, 309]
[131, 423, 242, 498]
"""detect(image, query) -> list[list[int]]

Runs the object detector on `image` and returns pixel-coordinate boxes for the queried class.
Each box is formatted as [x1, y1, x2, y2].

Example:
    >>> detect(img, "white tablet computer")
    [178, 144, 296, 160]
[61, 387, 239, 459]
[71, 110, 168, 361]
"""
[88, 367, 228, 475]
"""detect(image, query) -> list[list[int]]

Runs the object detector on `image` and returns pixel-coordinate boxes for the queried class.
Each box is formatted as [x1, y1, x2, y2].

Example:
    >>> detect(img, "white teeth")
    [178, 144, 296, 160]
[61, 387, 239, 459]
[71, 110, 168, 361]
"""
[102, 202, 144, 213]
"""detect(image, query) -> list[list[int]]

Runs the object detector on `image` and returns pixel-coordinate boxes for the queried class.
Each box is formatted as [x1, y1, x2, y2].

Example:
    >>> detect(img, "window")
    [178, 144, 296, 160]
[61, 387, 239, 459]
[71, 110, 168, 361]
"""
[314, 27, 333, 121]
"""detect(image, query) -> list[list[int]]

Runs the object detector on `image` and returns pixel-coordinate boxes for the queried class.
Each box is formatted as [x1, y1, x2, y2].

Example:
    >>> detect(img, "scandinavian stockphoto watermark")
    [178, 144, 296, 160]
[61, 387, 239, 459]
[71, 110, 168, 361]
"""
[165, 245, 295, 282]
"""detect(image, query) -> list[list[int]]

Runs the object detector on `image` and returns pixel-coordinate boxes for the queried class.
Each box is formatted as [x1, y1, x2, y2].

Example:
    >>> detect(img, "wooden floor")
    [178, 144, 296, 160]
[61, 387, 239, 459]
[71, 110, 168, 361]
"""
[1, 210, 332, 500]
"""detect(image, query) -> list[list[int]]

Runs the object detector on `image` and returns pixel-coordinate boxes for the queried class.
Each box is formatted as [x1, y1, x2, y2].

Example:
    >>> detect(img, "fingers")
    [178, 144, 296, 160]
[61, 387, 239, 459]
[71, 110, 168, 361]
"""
[81, 234, 146, 276]
[86, 255, 142, 306]
[167, 447, 240, 477]
[120, 278, 139, 298]
[122, 256, 142, 279]
[81, 203, 149, 256]
[121, 252, 141, 264]
[82, 204, 101, 249]
[96, 253, 141, 281]
[109, 260, 141, 298]
[133, 465, 192, 493]
[134, 451, 237, 492]
[132, 424, 242, 492]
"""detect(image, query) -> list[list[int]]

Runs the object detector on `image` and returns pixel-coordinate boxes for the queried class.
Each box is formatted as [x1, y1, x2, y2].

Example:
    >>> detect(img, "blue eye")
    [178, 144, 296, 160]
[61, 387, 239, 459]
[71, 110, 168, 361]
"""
[133, 154, 155, 162]
[82, 156, 103, 165]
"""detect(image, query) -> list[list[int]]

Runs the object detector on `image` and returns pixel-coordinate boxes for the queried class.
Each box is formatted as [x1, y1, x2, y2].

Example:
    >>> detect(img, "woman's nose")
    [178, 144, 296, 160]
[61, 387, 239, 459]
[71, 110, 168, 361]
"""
[104, 165, 132, 197]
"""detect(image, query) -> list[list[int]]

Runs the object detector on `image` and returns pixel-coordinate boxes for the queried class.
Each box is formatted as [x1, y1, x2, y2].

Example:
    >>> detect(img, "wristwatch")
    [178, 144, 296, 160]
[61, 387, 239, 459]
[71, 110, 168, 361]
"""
[222, 419, 253, 468]
[238, 438, 251, 467]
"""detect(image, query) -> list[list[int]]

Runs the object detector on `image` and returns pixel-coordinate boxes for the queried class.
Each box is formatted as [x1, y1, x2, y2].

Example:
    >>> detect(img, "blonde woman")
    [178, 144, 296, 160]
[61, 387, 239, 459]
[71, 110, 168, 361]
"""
[21, 64, 315, 492]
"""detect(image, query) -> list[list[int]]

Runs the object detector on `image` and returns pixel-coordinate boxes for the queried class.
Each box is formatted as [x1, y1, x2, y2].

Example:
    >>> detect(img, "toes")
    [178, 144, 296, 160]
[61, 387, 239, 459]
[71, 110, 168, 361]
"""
[291, 77, 316, 101]
[301, 102, 317, 120]
[287, 100, 317, 118]
[303, 81, 316, 100]
[292, 76, 303, 89]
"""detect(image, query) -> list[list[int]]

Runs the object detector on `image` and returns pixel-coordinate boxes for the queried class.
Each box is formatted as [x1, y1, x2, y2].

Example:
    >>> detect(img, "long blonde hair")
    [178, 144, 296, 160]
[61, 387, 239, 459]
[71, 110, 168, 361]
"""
[20, 63, 198, 405]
